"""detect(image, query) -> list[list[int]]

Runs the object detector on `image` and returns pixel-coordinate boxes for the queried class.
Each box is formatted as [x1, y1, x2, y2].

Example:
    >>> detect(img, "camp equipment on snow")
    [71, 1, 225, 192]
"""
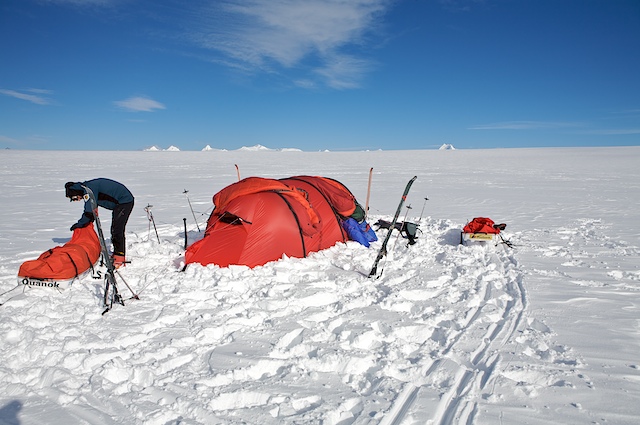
[342, 218, 378, 247]
[460, 217, 510, 246]
[183, 218, 188, 250]
[369, 176, 417, 278]
[365, 167, 373, 219]
[184, 189, 201, 232]
[18, 225, 101, 289]
[185, 175, 373, 268]
[145, 204, 160, 243]
[374, 219, 419, 245]
[418, 197, 429, 222]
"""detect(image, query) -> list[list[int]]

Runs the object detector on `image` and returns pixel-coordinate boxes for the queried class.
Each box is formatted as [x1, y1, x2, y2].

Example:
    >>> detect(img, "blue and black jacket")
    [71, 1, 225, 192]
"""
[68, 178, 134, 228]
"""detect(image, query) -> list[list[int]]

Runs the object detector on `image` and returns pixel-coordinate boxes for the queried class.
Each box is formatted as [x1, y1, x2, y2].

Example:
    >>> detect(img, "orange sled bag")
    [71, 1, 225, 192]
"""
[18, 226, 101, 283]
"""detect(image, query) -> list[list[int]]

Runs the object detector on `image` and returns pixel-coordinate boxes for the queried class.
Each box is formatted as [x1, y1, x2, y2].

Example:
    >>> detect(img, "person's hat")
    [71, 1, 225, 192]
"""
[65, 182, 84, 200]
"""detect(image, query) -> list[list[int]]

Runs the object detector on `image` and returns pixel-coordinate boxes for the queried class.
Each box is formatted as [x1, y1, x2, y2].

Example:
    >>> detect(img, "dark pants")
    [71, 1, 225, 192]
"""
[111, 201, 134, 256]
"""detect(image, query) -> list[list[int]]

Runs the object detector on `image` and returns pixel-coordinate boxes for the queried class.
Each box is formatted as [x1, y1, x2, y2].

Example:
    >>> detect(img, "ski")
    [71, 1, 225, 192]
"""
[81, 185, 123, 314]
[368, 176, 417, 278]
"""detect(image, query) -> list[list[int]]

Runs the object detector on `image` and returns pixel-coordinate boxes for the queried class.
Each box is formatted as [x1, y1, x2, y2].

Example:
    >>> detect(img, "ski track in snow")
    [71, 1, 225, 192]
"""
[1, 148, 639, 424]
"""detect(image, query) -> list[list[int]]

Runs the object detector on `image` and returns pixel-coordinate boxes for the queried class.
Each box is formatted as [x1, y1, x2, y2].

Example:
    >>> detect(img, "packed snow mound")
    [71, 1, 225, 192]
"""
[439, 143, 456, 150]
[165, 145, 180, 151]
[143, 145, 161, 151]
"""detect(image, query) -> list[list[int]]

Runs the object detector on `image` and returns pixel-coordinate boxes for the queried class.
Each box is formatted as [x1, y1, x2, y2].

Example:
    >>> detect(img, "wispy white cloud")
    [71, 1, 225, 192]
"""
[470, 120, 640, 136]
[0, 88, 53, 105]
[577, 128, 640, 135]
[186, 0, 391, 89]
[469, 121, 583, 130]
[314, 54, 375, 90]
[609, 108, 640, 117]
[114, 96, 166, 112]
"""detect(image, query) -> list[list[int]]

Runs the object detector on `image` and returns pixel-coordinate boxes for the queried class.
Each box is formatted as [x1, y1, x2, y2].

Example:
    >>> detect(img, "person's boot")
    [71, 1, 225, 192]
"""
[112, 254, 126, 269]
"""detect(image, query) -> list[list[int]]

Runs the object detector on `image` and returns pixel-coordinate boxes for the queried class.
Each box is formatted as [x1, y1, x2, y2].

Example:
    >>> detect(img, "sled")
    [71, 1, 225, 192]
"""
[460, 217, 506, 245]
[17, 226, 102, 290]
[460, 232, 498, 244]
[18, 271, 96, 291]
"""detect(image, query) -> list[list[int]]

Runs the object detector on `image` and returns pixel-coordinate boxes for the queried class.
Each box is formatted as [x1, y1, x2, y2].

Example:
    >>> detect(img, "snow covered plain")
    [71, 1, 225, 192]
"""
[0, 147, 639, 425]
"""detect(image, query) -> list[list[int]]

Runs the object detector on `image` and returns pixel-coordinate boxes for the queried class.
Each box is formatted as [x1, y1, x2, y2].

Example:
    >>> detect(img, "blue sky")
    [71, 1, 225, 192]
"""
[1, 0, 639, 151]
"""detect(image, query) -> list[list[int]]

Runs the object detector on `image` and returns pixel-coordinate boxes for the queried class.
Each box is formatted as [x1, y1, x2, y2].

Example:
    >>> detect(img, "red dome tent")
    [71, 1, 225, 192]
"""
[185, 176, 363, 268]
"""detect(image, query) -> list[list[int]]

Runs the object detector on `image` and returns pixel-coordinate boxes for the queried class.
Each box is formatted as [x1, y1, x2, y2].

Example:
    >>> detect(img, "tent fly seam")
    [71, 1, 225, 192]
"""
[274, 192, 307, 258]
[284, 176, 348, 242]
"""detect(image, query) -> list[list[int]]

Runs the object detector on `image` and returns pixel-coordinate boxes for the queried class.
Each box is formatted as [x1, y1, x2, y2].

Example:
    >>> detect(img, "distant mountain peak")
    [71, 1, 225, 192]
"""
[238, 144, 272, 151]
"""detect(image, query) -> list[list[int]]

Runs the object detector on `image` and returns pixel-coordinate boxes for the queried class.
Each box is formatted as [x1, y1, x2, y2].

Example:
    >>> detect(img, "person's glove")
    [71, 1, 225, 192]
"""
[70, 222, 88, 231]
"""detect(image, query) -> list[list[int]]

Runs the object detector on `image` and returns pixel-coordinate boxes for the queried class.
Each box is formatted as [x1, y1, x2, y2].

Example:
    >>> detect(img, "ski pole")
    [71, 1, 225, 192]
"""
[235, 164, 241, 181]
[144, 204, 150, 237]
[365, 167, 373, 219]
[144, 204, 160, 243]
[115, 270, 140, 300]
[183, 218, 188, 250]
[183, 190, 201, 232]
[418, 197, 429, 223]
[392, 204, 412, 250]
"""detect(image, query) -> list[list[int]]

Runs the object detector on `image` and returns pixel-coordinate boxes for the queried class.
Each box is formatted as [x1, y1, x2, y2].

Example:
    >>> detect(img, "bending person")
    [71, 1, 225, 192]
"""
[65, 178, 134, 268]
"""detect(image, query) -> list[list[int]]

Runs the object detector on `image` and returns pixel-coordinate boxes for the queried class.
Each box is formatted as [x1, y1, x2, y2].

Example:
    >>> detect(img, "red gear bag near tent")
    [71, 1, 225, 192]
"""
[463, 217, 502, 234]
[18, 226, 101, 286]
[185, 176, 359, 268]
[461, 217, 506, 244]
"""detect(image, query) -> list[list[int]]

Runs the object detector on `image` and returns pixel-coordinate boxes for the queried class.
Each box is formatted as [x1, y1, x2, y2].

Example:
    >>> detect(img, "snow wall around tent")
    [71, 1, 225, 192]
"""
[185, 176, 359, 268]
[18, 226, 102, 281]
